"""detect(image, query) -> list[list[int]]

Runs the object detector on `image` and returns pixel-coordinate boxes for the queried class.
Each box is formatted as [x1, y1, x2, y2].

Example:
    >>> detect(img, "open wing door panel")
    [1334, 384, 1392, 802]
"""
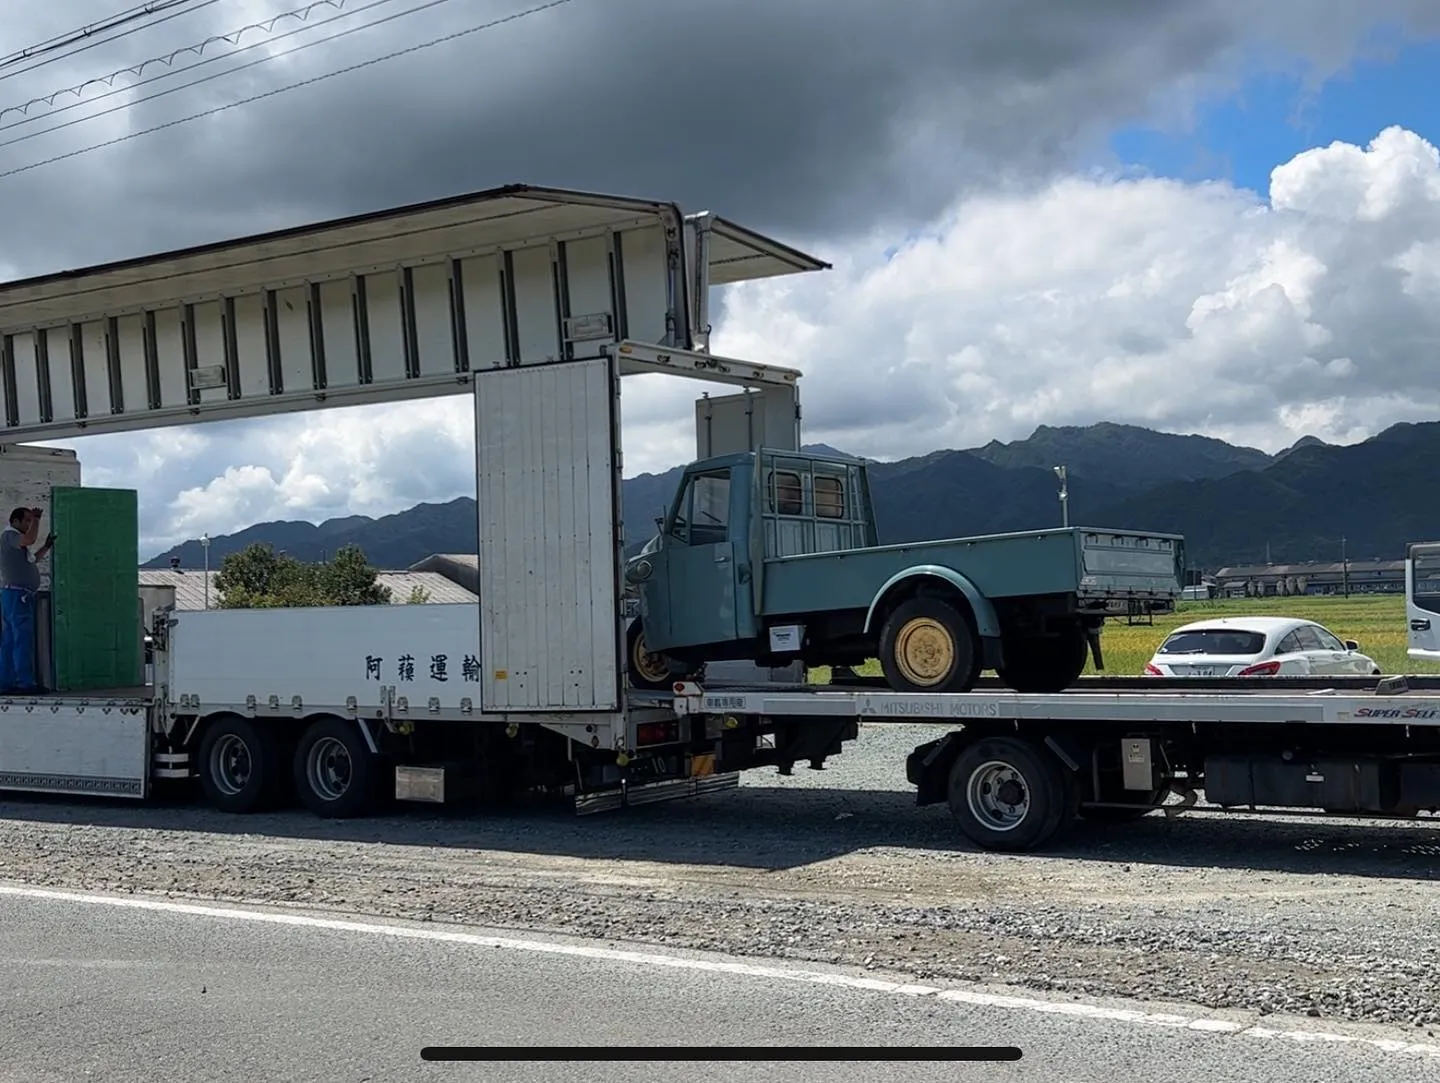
[1407, 541, 1440, 660]
[474, 357, 622, 712]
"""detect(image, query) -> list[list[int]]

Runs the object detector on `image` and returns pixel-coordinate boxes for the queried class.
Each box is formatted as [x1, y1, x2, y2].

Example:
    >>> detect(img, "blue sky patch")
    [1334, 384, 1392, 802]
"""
[1107, 32, 1440, 196]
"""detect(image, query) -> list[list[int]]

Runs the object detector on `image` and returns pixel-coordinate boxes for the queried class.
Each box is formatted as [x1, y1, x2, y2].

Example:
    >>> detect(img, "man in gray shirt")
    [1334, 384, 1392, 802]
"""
[1, 506, 55, 694]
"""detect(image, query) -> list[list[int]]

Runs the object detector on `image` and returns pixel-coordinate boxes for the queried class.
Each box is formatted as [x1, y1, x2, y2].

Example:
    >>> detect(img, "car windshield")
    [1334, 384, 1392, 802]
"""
[1158, 629, 1267, 656]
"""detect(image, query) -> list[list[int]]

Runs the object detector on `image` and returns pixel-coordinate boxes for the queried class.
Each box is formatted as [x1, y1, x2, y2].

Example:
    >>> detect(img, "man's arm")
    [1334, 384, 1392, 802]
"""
[19, 511, 39, 548]
[34, 531, 53, 562]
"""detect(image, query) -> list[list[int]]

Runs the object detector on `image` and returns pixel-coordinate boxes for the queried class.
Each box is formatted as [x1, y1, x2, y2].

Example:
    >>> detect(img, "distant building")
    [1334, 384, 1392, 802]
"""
[137, 567, 477, 609]
[1210, 560, 1404, 597]
[406, 553, 479, 596]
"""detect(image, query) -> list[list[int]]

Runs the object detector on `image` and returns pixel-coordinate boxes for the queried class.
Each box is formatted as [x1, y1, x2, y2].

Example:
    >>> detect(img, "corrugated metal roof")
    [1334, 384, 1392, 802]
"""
[1214, 560, 1404, 578]
[407, 553, 480, 595]
[138, 569, 477, 608]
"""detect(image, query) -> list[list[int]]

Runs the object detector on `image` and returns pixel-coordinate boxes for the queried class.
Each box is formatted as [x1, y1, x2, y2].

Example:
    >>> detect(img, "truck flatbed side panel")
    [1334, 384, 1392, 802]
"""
[763, 531, 1085, 613]
[685, 686, 1440, 726]
[168, 604, 481, 715]
[0, 701, 148, 797]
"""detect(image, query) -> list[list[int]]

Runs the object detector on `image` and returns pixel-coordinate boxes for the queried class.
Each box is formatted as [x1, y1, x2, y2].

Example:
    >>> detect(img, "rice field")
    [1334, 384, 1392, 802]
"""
[811, 593, 1440, 682]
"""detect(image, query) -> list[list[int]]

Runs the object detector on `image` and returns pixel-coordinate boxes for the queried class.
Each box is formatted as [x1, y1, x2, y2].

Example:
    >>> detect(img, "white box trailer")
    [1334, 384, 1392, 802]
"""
[3, 186, 1440, 854]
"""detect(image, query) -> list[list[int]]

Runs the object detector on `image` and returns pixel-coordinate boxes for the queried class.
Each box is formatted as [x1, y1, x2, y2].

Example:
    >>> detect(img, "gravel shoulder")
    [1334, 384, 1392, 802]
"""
[2, 723, 1439, 1030]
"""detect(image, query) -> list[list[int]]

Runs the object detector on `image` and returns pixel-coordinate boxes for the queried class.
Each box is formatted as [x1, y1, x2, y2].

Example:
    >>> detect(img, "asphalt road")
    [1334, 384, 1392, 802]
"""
[0, 888, 1434, 1083]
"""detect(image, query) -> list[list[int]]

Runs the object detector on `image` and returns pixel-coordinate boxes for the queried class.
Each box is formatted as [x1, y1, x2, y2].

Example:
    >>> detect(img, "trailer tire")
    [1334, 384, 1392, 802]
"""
[627, 620, 676, 691]
[197, 716, 284, 814]
[946, 736, 1069, 852]
[996, 626, 1089, 694]
[293, 717, 377, 819]
[878, 597, 979, 693]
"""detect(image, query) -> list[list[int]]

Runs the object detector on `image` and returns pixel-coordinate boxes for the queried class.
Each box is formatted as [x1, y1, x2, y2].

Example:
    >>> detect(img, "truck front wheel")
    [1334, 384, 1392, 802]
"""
[878, 597, 979, 693]
[996, 627, 1089, 693]
[626, 620, 676, 691]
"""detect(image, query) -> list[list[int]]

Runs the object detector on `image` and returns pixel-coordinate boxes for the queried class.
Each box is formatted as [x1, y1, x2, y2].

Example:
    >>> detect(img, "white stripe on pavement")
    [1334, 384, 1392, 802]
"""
[0, 882, 1436, 1060]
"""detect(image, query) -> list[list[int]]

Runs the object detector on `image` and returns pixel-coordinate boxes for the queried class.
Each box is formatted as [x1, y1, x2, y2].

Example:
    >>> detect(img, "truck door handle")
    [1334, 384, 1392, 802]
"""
[714, 551, 729, 564]
[1412, 619, 1431, 631]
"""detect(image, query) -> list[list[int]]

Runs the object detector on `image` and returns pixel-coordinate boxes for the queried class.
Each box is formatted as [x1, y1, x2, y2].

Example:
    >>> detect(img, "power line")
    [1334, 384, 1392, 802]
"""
[0, 0, 224, 82]
[0, 0, 578, 182]
[0, 0, 452, 150]
[0, 0, 402, 130]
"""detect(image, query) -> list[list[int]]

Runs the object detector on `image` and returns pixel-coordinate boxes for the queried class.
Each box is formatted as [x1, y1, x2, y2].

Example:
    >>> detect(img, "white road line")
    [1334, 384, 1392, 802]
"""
[1, 882, 1437, 1060]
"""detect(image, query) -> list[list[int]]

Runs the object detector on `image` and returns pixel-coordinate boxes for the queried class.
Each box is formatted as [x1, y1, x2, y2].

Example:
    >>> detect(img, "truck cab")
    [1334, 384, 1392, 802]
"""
[627, 443, 864, 656]
[626, 449, 873, 678]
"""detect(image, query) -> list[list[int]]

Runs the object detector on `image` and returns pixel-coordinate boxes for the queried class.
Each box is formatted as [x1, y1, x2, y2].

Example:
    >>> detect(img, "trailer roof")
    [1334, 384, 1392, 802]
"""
[0, 184, 828, 329]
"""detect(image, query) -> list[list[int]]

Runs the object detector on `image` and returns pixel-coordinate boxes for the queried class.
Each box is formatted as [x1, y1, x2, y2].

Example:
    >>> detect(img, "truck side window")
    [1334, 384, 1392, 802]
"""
[814, 475, 845, 519]
[686, 472, 732, 546]
[1415, 553, 1440, 597]
[768, 471, 802, 516]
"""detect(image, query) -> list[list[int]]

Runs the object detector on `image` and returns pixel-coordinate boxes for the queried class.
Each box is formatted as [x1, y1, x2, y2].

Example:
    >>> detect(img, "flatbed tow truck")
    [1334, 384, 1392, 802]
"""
[0, 183, 1438, 854]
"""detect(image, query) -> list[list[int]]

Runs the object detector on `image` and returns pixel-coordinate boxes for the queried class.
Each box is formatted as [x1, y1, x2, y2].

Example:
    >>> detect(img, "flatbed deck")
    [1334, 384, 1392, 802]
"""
[666, 674, 1440, 727]
[0, 685, 149, 705]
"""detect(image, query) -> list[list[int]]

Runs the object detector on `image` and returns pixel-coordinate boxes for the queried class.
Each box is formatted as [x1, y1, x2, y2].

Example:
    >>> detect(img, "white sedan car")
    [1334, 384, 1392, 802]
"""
[1143, 616, 1382, 677]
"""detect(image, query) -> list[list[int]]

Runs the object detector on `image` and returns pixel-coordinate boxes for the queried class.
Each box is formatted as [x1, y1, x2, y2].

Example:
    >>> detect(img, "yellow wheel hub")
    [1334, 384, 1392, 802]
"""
[894, 617, 955, 685]
[633, 634, 669, 683]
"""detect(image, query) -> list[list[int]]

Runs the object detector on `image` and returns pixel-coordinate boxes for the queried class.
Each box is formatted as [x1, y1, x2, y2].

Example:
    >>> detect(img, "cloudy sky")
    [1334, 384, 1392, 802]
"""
[3, 0, 1440, 557]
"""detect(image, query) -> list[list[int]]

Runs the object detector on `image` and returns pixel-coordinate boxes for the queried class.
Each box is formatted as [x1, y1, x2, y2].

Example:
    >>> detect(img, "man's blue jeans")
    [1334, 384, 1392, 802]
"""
[0, 587, 36, 692]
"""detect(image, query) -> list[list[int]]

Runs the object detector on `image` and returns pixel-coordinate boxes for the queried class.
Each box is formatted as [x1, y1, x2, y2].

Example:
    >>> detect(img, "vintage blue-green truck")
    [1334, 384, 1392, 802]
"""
[623, 448, 1185, 694]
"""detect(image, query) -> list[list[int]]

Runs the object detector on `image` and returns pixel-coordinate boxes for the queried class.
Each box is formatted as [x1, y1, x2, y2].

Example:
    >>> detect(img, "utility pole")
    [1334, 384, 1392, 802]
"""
[1341, 536, 1349, 597]
[201, 533, 211, 609]
[1053, 465, 1068, 528]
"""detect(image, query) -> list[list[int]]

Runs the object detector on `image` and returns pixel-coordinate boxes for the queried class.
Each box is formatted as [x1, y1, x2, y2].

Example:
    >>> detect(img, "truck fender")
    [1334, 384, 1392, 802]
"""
[862, 565, 1001, 640]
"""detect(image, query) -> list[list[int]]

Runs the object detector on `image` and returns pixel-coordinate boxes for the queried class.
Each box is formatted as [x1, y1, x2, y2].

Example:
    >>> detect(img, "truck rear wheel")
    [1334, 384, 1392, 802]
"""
[197, 715, 285, 814]
[947, 736, 1071, 852]
[878, 597, 979, 693]
[293, 717, 377, 819]
[996, 627, 1089, 693]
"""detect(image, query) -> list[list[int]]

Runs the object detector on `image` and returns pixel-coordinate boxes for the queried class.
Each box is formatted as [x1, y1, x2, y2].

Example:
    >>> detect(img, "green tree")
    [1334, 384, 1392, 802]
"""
[315, 544, 393, 606]
[215, 543, 392, 608]
[404, 584, 432, 605]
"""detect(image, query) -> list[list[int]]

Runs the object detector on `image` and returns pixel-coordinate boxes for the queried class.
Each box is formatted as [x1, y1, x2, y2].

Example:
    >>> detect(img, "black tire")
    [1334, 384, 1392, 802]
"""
[626, 619, 675, 692]
[292, 716, 377, 819]
[878, 596, 979, 693]
[946, 736, 1070, 852]
[996, 626, 1090, 693]
[196, 715, 285, 814]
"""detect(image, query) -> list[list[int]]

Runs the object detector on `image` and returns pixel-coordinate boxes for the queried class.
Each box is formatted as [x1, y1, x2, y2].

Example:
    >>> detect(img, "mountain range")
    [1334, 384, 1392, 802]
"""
[145, 420, 1437, 573]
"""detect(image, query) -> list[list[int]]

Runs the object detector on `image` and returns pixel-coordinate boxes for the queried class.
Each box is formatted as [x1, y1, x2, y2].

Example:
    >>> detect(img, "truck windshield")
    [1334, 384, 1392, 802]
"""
[1158, 629, 1266, 655]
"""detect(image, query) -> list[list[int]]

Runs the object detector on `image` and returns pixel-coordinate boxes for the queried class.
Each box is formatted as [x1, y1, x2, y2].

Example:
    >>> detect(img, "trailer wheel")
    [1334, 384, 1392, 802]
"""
[293, 717, 376, 819]
[946, 736, 1069, 852]
[627, 620, 675, 691]
[878, 597, 979, 693]
[197, 716, 283, 814]
[996, 627, 1089, 694]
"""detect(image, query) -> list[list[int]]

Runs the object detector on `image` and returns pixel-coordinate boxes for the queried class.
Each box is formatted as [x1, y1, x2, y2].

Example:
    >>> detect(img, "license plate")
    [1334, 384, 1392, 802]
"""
[1186, 666, 1227, 677]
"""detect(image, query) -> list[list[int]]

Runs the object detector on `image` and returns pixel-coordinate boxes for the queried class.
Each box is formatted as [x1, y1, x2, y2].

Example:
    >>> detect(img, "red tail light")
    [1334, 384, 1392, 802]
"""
[635, 720, 679, 746]
[1143, 663, 1162, 676]
[1238, 660, 1281, 676]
